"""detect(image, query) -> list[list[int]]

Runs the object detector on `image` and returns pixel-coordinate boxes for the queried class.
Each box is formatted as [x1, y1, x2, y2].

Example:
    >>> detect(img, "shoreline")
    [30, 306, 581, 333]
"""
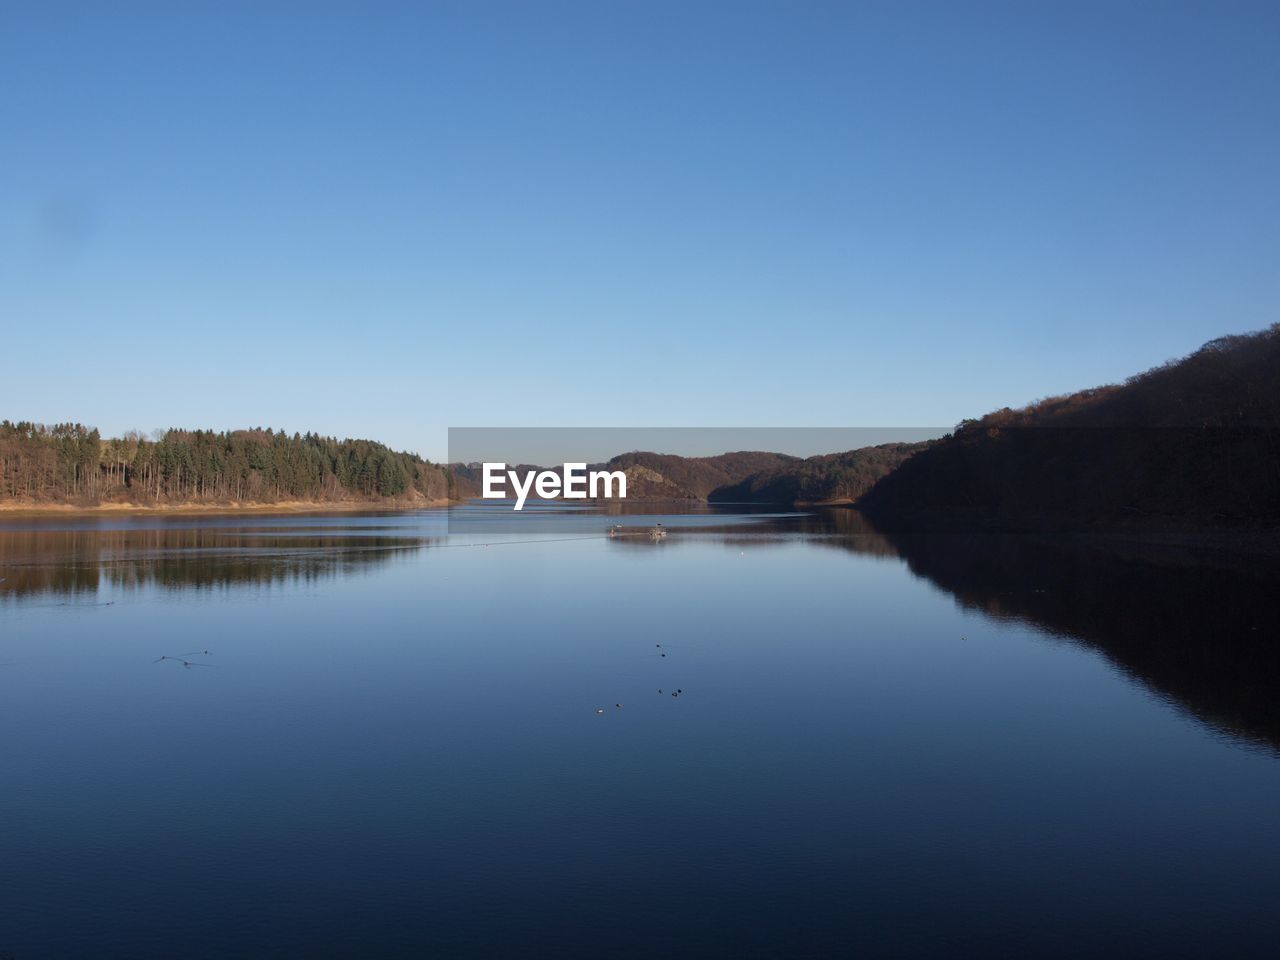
[0, 498, 453, 519]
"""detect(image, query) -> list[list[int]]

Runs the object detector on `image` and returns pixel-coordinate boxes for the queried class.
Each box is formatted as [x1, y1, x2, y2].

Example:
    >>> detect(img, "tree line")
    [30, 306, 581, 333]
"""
[706, 443, 927, 504]
[0, 423, 453, 504]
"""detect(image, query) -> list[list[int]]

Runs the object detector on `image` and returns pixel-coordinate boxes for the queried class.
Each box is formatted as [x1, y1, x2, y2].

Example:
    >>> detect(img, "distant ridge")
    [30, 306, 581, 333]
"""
[706, 444, 927, 504]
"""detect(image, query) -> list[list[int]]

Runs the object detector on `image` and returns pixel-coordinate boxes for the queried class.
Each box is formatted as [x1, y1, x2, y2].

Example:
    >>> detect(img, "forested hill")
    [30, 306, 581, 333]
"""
[603, 445, 926, 503]
[858, 324, 1280, 530]
[705, 444, 926, 504]
[602, 451, 801, 499]
[0, 425, 455, 506]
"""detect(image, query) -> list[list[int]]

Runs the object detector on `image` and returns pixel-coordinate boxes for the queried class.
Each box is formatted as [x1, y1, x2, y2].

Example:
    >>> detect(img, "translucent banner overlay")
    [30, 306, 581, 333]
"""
[446, 427, 947, 533]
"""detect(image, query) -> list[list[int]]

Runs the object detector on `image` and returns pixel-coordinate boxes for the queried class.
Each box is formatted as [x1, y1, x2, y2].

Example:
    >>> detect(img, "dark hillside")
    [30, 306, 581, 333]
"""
[600, 451, 801, 499]
[859, 325, 1280, 531]
[709, 443, 927, 504]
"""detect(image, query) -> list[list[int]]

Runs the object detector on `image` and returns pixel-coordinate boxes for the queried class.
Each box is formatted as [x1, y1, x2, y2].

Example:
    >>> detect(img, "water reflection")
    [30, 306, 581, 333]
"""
[0, 521, 443, 599]
[862, 523, 1280, 753]
[609, 507, 1280, 753]
[3, 506, 1278, 758]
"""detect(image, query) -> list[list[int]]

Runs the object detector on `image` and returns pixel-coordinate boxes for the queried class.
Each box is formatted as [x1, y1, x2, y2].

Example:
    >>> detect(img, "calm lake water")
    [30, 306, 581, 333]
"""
[2, 505, 1279, 958]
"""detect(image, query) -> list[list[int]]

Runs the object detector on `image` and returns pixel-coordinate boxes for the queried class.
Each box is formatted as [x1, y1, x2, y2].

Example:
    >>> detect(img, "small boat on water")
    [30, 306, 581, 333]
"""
[607, 522, 667, 540]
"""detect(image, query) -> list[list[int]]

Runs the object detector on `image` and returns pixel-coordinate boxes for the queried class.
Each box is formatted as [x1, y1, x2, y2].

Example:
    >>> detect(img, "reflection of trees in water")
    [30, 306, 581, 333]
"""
[7, 512, 1278, 754]
[792, 508, 904, 560]
[0, 527, 439, 598]
[613, 508, 1280, 753]
[859, 519, 1280, 754]
[603, 508, 901, 558]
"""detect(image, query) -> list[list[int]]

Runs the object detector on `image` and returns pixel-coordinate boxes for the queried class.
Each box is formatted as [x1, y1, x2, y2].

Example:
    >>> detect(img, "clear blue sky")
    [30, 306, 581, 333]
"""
[3, 1, 1277, 460]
